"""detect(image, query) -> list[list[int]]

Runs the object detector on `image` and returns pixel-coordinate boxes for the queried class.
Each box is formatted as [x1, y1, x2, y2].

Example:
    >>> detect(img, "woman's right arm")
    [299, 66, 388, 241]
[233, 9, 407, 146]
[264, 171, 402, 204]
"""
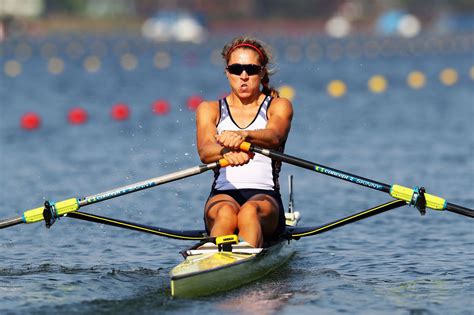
[196, 101, 223, 163]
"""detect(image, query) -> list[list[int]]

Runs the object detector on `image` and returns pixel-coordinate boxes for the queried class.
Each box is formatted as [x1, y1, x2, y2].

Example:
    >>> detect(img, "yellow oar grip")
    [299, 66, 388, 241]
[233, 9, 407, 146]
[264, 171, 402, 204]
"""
[23, 198, 80, 223]
[390, 185, 446, 210]
[218, 158, 230, 167]
[240, 142, 251, 152]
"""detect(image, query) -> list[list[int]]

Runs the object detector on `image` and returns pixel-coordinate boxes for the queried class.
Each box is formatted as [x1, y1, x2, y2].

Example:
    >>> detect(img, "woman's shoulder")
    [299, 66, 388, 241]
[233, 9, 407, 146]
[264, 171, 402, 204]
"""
[197, 100, 219, 109]
[196, 100, 220, 116]
[269, 96, 293, 109]
[267, 96, 293, 120]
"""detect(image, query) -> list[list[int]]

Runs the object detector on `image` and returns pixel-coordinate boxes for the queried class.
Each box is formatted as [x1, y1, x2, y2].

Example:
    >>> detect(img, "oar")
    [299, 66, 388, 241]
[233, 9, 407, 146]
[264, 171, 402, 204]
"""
[239, 142, 473, 218]
[0, 159, 229, 229]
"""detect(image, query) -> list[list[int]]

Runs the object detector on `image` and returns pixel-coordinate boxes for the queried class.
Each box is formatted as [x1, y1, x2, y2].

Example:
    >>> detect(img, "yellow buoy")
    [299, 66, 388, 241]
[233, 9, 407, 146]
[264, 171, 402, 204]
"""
[469, 66, 474, 80]
[407, 71, 426, 89]
[278, 85, 295, 101]
[84, 56, 101, 73]
[121, 53, 138, 71]
[368, 75, 387, 93]
[153, 51, 171, 69]
[439, 68, 458, 86]
[327, 80, 347, 98]
[48, 57, 64, 75]
[4, 60, 22, 77]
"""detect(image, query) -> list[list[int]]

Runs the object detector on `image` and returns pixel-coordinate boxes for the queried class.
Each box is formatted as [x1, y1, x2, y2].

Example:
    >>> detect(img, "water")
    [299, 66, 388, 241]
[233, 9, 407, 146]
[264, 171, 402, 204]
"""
[1, 35, 473, 314]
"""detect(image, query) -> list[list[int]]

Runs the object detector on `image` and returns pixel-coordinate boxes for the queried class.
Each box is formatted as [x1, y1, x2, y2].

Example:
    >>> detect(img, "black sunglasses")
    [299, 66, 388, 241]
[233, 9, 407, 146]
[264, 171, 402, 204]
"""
[226, 64, 263, 76]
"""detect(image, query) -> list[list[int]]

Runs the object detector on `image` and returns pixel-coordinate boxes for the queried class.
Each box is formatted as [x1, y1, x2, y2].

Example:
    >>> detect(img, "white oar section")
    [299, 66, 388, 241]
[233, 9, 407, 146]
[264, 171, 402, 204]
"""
[80, 163, 218, 206]
[0, 159, 228, 229]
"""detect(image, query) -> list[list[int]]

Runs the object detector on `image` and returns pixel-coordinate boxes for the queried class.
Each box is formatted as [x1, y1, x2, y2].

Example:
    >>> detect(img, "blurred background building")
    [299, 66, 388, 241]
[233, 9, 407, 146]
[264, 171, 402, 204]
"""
[1, 0, 473, 41]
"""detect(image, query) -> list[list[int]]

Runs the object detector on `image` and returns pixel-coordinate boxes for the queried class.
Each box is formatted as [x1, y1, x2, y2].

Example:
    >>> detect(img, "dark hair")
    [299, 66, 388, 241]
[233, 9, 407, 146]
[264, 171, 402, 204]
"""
[222, 36, 279, 98]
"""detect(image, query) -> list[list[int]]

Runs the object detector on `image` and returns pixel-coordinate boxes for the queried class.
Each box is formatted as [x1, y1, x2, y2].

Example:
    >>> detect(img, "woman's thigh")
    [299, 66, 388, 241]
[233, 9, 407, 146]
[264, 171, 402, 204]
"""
[204, 194, 240, 226]
[241, 194, 280, 237]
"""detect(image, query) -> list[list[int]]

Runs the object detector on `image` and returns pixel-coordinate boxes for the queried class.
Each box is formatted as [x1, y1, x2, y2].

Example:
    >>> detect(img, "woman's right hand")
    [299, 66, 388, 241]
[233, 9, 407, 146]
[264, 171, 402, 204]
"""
[222, 150, 253, 166]
[215, 130, 247, 150]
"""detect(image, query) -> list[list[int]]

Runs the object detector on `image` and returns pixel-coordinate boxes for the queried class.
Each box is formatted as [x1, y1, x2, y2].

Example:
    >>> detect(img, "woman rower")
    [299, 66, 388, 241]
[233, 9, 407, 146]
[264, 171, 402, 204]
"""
[196, 36, 293, 248]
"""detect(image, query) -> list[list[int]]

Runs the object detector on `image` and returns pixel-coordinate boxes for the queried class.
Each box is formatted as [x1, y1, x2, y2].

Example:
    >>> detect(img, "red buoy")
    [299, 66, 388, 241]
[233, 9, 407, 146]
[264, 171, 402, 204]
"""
[187, 95, 203, 111]
[111, 103, 130, 121]
[20, 112, 41, 130]
[152, 100, 170, 115]
[68, 107, 88, 125]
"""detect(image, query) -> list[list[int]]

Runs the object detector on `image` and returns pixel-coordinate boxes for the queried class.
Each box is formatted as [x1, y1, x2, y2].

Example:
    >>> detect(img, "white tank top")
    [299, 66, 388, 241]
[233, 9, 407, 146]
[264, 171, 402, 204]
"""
[213, 95, 283, 191]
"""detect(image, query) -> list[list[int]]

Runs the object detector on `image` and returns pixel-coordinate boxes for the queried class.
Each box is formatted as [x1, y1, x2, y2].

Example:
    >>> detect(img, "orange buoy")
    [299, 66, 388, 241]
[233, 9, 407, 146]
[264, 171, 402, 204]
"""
[68, 107, 88, 125]
[111, 103, 130, 120]
[20, 112, 41, 130]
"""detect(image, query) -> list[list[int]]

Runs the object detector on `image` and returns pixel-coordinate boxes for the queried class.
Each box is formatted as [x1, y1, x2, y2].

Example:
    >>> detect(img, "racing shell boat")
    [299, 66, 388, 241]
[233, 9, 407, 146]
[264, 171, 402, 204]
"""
[170, 211, 301, 298]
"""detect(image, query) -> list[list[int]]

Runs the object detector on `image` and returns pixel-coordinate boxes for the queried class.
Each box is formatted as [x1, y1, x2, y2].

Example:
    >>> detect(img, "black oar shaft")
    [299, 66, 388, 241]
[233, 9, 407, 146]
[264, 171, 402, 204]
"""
[252, 145, 391, 193]
[446, 203, 474, 218]
[244, 143, 473, 216]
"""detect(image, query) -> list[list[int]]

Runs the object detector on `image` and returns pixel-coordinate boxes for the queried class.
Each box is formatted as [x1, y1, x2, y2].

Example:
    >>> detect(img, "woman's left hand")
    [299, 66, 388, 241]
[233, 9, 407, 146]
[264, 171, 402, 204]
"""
[216, 131, 248, 149]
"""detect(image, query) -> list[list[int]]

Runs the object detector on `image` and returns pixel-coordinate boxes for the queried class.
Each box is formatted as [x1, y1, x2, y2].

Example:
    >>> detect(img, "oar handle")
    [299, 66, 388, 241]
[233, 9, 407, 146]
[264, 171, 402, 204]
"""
[218, 158, 230, 167]
[240, 142, 252, 152]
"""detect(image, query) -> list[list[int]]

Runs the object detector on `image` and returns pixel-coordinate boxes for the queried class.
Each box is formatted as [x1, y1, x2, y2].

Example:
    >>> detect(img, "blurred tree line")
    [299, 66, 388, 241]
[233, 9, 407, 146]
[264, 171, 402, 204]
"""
[43, 0, 474, 19]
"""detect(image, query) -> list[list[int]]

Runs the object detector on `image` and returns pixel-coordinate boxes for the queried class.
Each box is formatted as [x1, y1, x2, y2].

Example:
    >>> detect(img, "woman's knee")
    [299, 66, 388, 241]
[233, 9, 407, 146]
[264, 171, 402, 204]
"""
[238, 203, 259, 218]
[213, 204, 239, 221]
[241, 200, 277, 219]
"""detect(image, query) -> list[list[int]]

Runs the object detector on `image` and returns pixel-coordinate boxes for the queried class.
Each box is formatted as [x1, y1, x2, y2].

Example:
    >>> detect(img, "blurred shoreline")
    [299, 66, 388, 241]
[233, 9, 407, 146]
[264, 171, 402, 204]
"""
[1, 17, 473, 45]
[3, 15, 333, 37]
[1, 0, 473, 42]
